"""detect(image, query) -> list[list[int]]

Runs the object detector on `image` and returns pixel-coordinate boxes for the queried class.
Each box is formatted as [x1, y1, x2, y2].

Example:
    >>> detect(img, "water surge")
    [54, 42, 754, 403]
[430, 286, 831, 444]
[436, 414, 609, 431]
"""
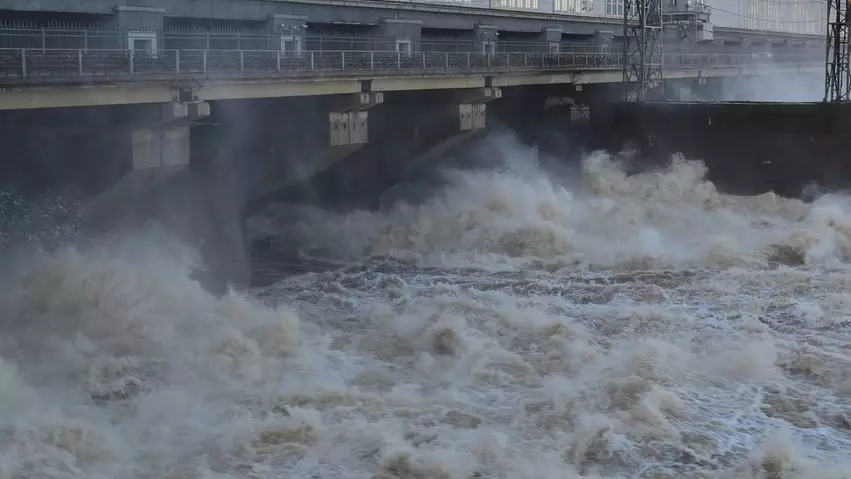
[2, 148, 851, 478]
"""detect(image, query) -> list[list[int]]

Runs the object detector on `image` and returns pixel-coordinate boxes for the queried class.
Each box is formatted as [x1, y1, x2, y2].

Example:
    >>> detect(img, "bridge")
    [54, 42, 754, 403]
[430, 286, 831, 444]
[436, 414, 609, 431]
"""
[0, 0, 830, 290]
[0, 37, 821, 109]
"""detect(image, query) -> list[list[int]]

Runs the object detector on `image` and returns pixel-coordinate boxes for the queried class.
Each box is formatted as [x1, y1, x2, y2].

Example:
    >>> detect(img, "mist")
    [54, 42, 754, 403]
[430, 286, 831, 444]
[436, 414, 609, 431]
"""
[707, 71, 825, 102]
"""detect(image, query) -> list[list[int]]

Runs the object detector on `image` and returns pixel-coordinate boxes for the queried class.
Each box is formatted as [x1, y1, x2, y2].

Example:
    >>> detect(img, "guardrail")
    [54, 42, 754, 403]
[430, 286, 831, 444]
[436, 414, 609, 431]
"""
[0, 48, 822, 84]
[0, 28, 826, 54]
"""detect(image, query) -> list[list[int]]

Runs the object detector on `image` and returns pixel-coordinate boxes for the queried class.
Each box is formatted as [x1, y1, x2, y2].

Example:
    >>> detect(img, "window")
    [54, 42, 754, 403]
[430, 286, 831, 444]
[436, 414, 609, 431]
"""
[605, 0, 625, 17]
[670, 0, 677, 6]
[554, 0, 593, 12]
[396, 39, 412, 56]
[482, 41, 495, 56]
[492, 0, 539, 9]
[548, 42, 560, 54]
[281, 35, 303, 56]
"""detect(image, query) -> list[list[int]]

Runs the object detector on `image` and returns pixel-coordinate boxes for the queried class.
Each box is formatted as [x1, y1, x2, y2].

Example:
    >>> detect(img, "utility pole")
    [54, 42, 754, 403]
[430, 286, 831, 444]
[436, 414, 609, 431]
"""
[623, 0, 664, 102]
[825, 0, 851, 101]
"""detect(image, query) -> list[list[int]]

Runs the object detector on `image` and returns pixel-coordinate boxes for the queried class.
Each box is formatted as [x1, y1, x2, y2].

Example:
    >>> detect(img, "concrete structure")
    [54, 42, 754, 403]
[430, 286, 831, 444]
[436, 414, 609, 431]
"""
[590, 101, 851, 198]
[0, 0, 825, 46]
[0, 0, 831, 290]
[705, 0, 825, 35]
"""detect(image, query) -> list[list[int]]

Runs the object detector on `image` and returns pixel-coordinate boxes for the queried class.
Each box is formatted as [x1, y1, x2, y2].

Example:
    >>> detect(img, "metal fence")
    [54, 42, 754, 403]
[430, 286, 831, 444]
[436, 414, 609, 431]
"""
[0, 28, 623, 53]
[0, 48, 822, 84]
[0, 28, 824, 55]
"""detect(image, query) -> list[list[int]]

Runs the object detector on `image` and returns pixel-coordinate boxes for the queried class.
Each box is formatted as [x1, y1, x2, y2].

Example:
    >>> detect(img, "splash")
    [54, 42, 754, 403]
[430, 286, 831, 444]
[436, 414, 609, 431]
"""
[252, 152, 851, 270]
[2, 149, 851, 478]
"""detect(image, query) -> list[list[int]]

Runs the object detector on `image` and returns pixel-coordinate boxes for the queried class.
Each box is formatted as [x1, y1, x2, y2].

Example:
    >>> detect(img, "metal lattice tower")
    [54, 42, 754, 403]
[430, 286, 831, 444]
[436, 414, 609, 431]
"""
[623, 0, 664, 102]
[825, 0, 851, 102]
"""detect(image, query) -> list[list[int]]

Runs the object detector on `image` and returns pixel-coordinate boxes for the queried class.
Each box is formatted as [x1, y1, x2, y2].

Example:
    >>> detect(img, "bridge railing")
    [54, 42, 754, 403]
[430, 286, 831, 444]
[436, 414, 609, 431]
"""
[0, 28, 825, 56]
[0, 48, 822, 83]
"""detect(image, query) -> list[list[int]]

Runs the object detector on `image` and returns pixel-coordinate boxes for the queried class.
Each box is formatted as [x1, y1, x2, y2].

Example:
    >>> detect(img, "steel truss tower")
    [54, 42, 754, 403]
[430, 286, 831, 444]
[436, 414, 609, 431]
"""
[825, 0, 851, 101]
[623, 0, 664, 102]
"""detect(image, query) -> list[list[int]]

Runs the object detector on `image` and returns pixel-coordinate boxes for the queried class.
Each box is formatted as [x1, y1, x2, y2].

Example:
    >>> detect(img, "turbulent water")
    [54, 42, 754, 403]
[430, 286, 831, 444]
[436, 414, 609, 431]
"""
[2, 148, 851, 479]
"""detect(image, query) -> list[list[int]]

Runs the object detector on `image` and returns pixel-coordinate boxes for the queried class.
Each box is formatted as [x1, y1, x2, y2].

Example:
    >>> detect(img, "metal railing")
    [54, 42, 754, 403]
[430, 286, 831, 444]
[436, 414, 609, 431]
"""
[0, 48, 822, 84]
[0, 28, 825, 55]
[0, 28, 631, 53]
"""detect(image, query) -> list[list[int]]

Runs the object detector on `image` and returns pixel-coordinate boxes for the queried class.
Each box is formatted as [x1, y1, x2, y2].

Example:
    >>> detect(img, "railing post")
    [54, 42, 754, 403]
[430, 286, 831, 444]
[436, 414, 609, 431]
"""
[175, 50, 180, 74]
[342, 51, 346, 70]
[78, 49, 83, 76]
[129, 50, 134, 75]
[466, 52, 470, 68]
[203, 50, 208, 74]
[239, 50, 244, 72]
[524, 53, 527, 68]
[397, 51, 401, 70]
[444, 52, 448, 69]
[20, 49, 26, 78]
[276, 50, 281, 72]
[310, 51, 315, 71]
[505, 52, 508, 68]
[487, 54, 491, 68]
[422, 51, 426, 69]
[370, 51, 374, 70]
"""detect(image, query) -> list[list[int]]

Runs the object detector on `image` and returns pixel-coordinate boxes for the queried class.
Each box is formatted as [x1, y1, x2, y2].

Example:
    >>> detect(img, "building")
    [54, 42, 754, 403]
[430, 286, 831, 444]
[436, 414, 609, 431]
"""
[706, 0, 825, 34]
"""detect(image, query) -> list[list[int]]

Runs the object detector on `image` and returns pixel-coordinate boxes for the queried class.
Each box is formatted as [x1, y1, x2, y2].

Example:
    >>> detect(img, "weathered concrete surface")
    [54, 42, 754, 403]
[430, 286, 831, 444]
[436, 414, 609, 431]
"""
[591, 101, 851, 198]
[0, 104, 249, 293]
[236, 90, 492, 214]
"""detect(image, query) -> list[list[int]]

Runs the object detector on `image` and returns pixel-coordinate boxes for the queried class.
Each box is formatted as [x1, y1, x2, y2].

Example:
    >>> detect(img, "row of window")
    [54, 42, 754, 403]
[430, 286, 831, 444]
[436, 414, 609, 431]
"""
[554, 0, 596, 13]
[605, 0, 625, 17]
[492, 0, 540, 9]
[739, 0, 824, 34]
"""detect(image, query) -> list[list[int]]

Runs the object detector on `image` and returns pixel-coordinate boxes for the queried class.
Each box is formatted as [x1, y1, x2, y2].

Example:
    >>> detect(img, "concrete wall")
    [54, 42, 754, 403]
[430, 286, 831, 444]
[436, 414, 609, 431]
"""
[590, 101, 851, 198]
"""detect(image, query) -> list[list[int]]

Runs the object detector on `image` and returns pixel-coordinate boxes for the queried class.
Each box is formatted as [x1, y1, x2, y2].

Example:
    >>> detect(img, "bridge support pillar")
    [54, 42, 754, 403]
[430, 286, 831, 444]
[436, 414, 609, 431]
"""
[317, 91, 383, 178]
[88, 101, 210, 217]
[456, 87, 500, 131]
[246, 92, 384, 215]
[405, 88, 500, 174]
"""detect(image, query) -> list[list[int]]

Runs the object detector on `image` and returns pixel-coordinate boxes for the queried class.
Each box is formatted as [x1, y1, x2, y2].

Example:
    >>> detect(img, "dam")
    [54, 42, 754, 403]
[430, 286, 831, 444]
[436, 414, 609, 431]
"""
[3, 1, 851, 477]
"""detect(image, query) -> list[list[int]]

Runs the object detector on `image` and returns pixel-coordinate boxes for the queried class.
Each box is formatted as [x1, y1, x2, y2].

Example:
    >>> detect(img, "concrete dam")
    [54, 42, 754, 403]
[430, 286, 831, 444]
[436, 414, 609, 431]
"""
[9, 0, 851, 474]
[3, 80, 847, 291]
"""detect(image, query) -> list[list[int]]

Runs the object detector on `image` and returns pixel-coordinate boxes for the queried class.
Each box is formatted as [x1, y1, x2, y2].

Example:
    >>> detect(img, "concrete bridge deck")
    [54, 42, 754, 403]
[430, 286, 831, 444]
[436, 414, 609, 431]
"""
[0, 46, 822, 109]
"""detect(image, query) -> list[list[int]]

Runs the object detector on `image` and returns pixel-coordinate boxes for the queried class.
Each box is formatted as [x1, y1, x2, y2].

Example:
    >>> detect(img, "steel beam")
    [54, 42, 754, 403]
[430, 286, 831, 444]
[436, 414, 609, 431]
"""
[623, 0, 664, 102]
[825, 0, 851, 102]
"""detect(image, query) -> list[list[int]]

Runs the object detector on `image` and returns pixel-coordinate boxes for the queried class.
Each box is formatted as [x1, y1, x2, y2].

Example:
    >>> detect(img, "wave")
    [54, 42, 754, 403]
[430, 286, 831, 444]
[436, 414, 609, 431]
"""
[2, 145, 850, 477]
[251, 151, 851, 271]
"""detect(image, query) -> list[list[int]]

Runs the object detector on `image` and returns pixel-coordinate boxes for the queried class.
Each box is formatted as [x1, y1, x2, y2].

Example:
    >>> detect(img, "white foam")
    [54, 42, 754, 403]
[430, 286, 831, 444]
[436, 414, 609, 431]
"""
[3, 147, 851, 477]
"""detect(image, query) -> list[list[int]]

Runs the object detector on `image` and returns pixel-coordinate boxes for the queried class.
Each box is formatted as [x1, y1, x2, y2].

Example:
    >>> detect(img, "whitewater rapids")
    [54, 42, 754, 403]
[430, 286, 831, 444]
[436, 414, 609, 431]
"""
[1, 150, 851, 478]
